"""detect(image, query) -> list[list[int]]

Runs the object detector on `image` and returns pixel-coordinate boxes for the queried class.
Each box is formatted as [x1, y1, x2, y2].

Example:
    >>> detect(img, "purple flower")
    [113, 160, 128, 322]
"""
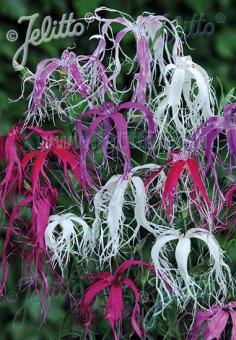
[188, 302, 236, 340]
[76, 101, 156, 187]
[26, 50, 112, 124]
[193, 103, 236, 182]
[92, 8, 183, 105]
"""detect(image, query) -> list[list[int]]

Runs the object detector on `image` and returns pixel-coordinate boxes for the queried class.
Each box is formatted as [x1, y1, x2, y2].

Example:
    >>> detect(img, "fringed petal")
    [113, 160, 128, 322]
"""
[45, 213, 92, 272]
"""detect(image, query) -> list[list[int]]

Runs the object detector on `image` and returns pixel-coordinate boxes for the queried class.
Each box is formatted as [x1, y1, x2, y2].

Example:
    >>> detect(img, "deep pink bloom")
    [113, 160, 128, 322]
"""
[0, 126, 62, 209]
[188, 302, 236, 340]
[0, 126, 84, 310]
[76, 101, 156, 186]
[21, 129, 87, 197]
[80, 260, 155, 339]
[145, 151, 211, 221]
[0, 127, 25, 209]
[0, 185, 58, 314]
[162, 154, 211, 221]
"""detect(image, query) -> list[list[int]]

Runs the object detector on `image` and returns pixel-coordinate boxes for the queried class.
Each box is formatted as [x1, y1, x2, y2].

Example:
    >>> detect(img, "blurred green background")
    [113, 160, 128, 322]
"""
[0, 0, 236, 339]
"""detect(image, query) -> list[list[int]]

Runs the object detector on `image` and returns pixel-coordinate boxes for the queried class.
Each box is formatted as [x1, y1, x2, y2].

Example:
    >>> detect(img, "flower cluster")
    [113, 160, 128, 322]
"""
[1, 7, 236, 339]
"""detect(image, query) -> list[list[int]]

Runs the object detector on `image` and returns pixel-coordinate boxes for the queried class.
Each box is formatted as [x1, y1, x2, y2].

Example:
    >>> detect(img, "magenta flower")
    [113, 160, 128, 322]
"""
[0, 185, 59, 313]
[145, 150, 211, 222]
[0, 126, 62, 210]
[26, 50, 111, 123]
[188, 302, 236, 340]
[21, 128, 87, 197]
[76, 101, 156, 186]
[162, 152, 211, 221]
[0, 126, 38, 208]
[0, 127, 24, 209]
[92, 8, 183, 105]
[0, 126, 86, 309]
[80, 260, 155, 339]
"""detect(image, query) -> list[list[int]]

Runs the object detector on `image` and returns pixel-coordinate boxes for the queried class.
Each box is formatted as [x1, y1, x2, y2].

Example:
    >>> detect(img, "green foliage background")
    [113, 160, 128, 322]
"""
[0, 0, 236, 339]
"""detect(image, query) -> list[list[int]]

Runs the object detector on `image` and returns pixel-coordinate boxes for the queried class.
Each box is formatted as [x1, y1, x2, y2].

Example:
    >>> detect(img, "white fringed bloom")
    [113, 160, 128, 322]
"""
[154, 56, 215, 143]
[45, 213, 92, 272]
[92, 164, 163, 264]
[151, 227, 233, 310]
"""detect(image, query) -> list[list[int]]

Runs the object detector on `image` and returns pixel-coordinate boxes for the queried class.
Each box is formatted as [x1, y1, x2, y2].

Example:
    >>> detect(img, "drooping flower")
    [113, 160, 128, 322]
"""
[21, 129, 87, 198]
[92, 164, 161, 263]
[80, 260, 155, 339]
[154, 56, 215, 143]
[0, 127, 24, 209]
[145, 150, 211, 223]
[92, 7, 183, 105]
[76, 101, 156, 187]
[0, 185, 59, 313]
[193, 103, 236, 180]
[45, 213, 92, 272]
[0, 126, 62, 210]
[188, 302, 236, 340]
[25, 50, 112, 124]
[151, 227, 233, 309]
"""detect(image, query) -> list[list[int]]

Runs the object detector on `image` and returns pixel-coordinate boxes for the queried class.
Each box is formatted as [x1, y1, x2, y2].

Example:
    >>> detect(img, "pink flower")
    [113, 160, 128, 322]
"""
[188, 302, 236, 340]
[0, 126, 62, 210]
[0, 126, 87, 313]
[0, 127, 25, 209]
[80, 260, 155, 339]
[21, 128, 87, 197]
[145, 150, 211, 222]
[0, 185, 60, 315]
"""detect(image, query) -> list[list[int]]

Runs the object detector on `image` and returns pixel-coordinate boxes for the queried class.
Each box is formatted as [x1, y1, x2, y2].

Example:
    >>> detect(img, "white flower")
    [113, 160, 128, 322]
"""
[45, 213, 92, 272]
[151, 227, 233, 310]
[92, 164, 163, 264]
[154, 56, 216, 143]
